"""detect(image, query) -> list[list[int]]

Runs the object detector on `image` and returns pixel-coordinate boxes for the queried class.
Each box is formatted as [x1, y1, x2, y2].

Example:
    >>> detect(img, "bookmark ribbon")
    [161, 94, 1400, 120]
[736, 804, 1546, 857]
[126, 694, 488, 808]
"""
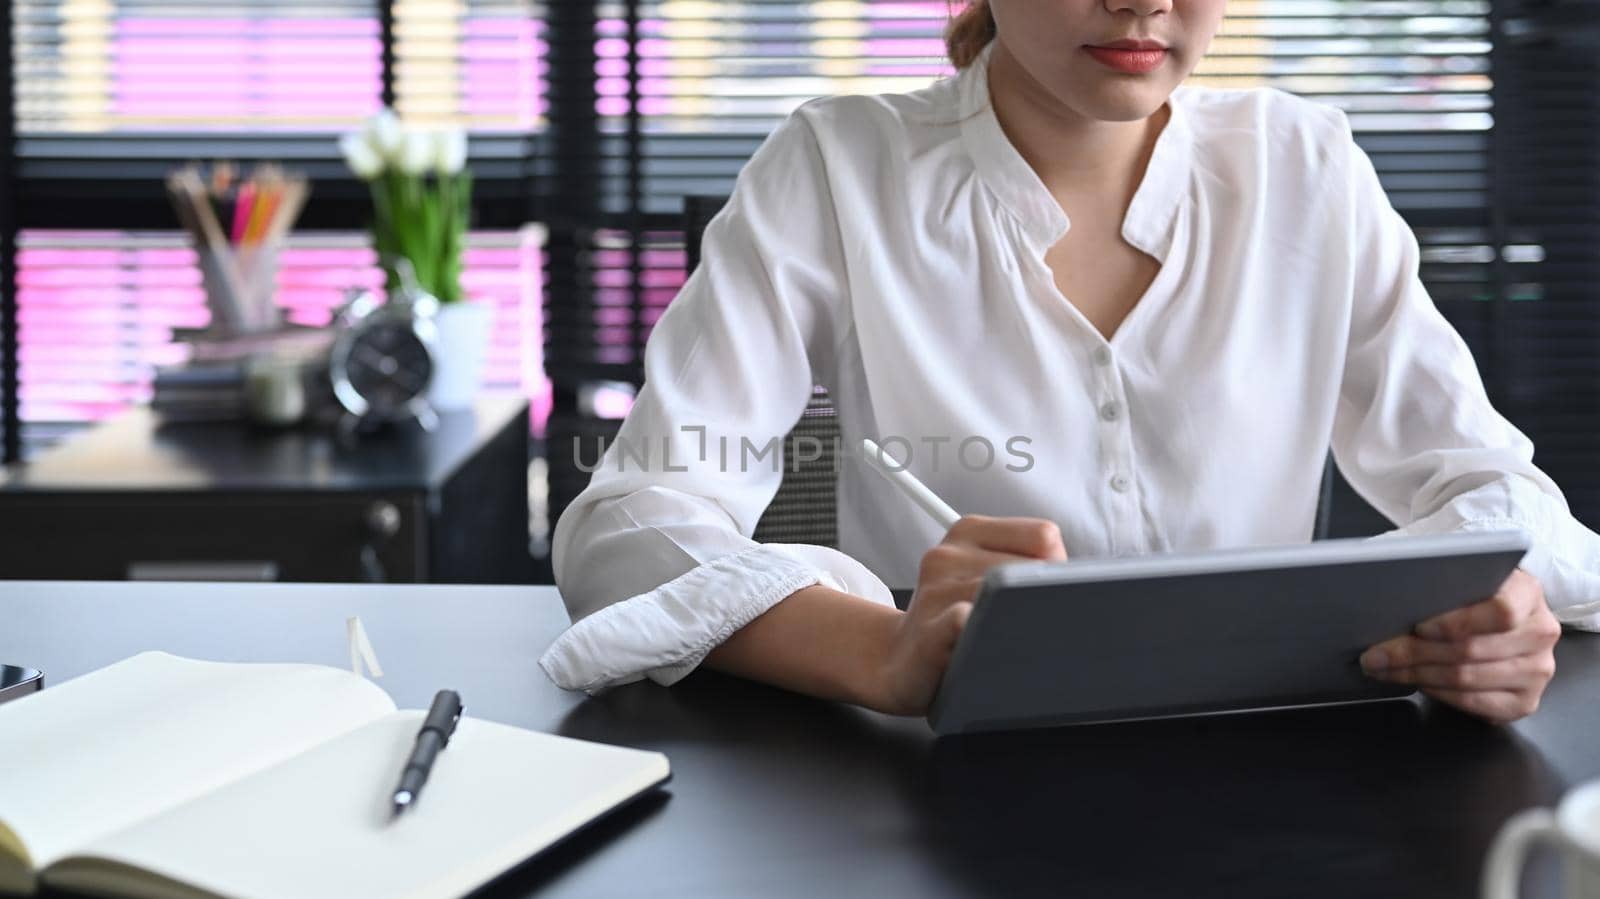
[347, 616, 384, 678]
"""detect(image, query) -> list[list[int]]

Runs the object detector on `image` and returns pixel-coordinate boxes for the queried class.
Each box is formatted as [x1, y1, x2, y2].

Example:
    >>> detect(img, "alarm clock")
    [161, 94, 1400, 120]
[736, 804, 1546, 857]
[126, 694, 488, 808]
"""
[328, 265, 441, 434]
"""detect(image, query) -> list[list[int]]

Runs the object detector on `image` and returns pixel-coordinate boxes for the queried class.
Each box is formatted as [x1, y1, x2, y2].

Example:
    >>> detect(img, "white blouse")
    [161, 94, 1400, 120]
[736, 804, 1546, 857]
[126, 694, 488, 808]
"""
[539, 38, 1600, 695]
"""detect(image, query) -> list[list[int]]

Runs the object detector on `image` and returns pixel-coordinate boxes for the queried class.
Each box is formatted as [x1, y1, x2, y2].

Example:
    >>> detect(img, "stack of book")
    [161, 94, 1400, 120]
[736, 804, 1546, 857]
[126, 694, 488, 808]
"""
[149, 360, 247, 422]
[149, 326, 334, 424]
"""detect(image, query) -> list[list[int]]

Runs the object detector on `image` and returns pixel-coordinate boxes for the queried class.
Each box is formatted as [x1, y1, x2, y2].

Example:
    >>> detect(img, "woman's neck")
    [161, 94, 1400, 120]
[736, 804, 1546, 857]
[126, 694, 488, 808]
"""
[986, 39, 1170, 205]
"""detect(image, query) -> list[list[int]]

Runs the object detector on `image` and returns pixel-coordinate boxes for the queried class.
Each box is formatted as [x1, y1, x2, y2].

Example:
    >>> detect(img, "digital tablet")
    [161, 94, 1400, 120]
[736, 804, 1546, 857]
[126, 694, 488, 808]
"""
[927, 530, 1531, 736]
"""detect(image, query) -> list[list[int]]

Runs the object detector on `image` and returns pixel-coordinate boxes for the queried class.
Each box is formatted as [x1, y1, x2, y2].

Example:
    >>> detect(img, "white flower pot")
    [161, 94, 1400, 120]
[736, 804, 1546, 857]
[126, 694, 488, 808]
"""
[427, 300, 494, 411]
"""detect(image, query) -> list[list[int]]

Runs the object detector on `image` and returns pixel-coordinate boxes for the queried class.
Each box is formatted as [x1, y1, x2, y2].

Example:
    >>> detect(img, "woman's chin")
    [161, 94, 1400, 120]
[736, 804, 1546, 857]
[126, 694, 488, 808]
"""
[1042, 61, 1177, 122]
[1064, 87, 1174, 124]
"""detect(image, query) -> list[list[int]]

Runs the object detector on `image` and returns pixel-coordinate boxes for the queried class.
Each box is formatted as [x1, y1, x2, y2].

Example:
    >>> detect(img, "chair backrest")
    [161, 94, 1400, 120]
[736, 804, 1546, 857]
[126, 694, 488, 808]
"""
[1316, 452, 1335, 541]
[684, 195, 841, 547]
[682, 194, 1335, 548]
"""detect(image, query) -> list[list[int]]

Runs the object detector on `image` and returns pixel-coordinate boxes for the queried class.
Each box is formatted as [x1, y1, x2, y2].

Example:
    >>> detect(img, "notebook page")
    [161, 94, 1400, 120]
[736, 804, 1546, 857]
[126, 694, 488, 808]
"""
[0, 652, 396, 870]
[57, 713, 670, 899]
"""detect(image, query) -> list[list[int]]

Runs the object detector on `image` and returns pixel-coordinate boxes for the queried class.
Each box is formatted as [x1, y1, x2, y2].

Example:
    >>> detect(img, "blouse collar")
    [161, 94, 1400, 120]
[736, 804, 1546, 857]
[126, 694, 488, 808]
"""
[955, 38, 1193, 260]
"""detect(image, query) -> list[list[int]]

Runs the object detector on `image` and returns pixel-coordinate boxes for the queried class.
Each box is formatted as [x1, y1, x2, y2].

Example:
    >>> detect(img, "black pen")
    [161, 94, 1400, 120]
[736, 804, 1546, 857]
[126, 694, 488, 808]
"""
[391, 689, 463, 819]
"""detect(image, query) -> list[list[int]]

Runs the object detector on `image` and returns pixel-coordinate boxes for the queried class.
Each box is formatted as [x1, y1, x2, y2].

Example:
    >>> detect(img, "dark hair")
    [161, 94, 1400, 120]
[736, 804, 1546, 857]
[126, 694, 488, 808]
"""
[945, 1, 997, 70]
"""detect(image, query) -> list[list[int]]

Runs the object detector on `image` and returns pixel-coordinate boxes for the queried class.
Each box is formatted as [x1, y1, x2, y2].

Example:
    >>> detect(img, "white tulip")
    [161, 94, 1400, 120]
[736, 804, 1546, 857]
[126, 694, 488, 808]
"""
[397, 129, 436, 176]
[339, 132, 384, 180]
[364, 109, 404, 163]
[434, 128, 468, 175]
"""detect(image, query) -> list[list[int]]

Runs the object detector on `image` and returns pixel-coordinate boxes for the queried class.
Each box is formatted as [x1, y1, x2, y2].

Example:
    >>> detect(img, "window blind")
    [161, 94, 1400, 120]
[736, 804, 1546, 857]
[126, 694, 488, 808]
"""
[9, 0, 538, 230]
[14, 227, 549, 454]
[1486, 0, 1600, 522]
[11, 1, 374, 226]
[13, 0, 382, 133]
[394, 0, 547, 132]
[5, 0, 552, 458]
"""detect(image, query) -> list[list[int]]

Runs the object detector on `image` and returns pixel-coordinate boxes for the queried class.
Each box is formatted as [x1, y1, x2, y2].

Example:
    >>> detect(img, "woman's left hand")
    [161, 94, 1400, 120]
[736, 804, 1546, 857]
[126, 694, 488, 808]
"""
[1359, 567, 1561, 723]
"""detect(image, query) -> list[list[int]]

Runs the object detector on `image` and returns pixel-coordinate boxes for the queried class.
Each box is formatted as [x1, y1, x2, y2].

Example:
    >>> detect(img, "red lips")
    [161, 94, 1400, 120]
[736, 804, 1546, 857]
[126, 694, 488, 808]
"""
[1091, 38, 1169, 51]
[1083, 39, 1168, 74]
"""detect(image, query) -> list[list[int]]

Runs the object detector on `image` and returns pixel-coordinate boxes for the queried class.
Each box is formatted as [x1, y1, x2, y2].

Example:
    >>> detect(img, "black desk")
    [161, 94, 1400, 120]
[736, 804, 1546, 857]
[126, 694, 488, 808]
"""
[3, 581, 1592, 898]
[0, 396, 533, 583]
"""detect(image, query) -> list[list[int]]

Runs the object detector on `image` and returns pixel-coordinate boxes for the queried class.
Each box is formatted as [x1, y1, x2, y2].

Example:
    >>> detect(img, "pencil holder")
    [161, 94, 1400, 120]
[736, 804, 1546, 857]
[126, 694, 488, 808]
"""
[195, 243, 285, 336]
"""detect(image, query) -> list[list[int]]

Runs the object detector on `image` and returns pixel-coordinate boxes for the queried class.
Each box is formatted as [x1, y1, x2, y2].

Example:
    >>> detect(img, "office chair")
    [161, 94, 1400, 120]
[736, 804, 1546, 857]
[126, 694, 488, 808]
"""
[681, 195, 1337, 547]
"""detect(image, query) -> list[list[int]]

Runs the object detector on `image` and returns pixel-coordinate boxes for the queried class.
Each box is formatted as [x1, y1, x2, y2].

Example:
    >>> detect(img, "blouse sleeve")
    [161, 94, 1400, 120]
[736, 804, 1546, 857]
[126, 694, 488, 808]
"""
[1327, 113, 1600, 630]
[538, 106, 895, 695]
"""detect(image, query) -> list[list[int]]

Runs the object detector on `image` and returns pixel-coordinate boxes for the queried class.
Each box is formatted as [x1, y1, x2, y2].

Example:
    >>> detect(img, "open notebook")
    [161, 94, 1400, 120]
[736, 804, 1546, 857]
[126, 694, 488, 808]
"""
[0, 652, 670, 899]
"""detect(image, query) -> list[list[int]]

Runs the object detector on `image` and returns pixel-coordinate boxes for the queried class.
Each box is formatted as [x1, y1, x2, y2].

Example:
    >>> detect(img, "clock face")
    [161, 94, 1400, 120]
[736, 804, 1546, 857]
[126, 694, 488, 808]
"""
[343, 322, 433, 415]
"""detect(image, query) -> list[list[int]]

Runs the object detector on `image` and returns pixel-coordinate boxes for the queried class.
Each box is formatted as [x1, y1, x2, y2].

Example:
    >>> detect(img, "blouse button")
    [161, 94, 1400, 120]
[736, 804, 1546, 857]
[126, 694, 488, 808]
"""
[1099, 402, 1120, 422]
[1093, 346, 1113, 366]
[1110, 474, 1131, 493]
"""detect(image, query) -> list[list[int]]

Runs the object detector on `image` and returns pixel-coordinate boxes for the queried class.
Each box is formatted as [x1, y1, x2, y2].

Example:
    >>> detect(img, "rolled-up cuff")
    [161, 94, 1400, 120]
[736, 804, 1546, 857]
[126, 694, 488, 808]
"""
[764, 543, 896, 609]
[539, 543, 835, 694]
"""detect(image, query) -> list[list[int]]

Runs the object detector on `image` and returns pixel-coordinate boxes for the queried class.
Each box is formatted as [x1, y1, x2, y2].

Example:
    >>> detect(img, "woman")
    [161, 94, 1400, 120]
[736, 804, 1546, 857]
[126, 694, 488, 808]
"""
[541, 0, 1600, 723]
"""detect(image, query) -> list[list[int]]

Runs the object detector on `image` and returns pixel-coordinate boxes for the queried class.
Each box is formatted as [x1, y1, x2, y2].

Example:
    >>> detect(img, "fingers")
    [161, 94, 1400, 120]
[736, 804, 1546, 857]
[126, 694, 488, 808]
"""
[1415, 568, 1544, 640]
[1365, 652, 1555, 691]
[1361, 592, 1560, 724]
[934, 600, 973, 648]
[912, 600, 974, 677]
[1422, 687, 1542, 724]
[946, 515, 1068, 561]
[877, 598, 973, 718]
[907, 575, 984, 620]
[912, 516, 1067, 616]
[1361, 611, 1561, 669]
[918, 542, 1047, 584]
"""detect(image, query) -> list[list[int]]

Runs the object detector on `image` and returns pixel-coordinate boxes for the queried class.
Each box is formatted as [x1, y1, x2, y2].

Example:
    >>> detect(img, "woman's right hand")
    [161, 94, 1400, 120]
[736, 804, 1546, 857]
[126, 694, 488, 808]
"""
[874, 514, 1068, 716]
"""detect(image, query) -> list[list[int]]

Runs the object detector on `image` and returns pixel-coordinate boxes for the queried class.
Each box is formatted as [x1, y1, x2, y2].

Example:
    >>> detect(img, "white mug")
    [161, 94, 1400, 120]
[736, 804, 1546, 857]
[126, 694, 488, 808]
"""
[244, 353, 308, 427]
[1485, 780, 1600, 898]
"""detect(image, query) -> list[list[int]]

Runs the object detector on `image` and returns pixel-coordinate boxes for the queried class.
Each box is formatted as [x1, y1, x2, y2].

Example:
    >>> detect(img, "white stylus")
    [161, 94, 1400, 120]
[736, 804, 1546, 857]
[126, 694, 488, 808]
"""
[860, 437, 962, 530]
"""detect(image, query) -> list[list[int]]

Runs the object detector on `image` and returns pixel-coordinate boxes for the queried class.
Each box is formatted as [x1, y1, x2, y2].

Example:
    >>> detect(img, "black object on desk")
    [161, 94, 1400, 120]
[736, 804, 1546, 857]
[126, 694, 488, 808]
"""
[0, 665, 42, 704]
[0, 395, 533, 584]
[391, 689, 462, 818]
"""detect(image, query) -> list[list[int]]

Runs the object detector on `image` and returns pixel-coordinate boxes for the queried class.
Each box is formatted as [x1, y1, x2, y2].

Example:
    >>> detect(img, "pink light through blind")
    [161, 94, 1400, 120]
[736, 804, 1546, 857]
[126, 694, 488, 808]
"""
[19, 3, 550, 134]
[113, 17, 382, 127]
[17, 229, 552, 451]
[594, 4, 953, 121]
[587, 231, 683, 369]
[14, 3, 384, 134]
[395, 2, 548, 132]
